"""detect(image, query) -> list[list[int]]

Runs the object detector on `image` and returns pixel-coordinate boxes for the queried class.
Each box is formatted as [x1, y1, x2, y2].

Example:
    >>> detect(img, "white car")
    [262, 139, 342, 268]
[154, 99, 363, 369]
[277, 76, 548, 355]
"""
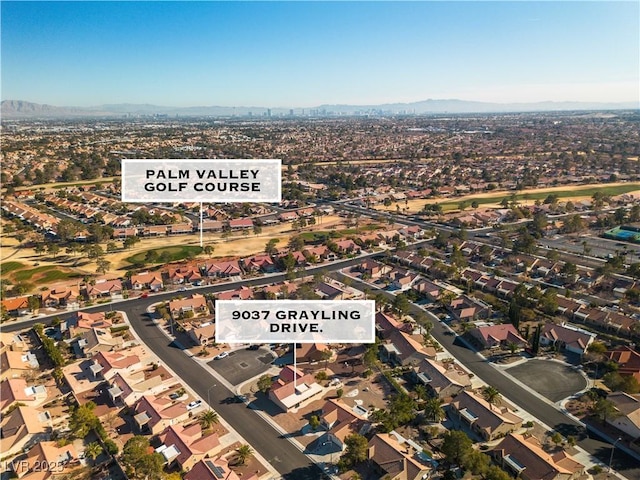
[187, 400, 202, 410]
[214, 352, 229, 360]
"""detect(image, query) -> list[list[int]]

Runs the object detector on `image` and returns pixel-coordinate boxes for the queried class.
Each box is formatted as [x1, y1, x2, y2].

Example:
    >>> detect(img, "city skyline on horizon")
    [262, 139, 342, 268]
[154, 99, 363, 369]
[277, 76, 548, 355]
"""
[2, 1, 638, 108]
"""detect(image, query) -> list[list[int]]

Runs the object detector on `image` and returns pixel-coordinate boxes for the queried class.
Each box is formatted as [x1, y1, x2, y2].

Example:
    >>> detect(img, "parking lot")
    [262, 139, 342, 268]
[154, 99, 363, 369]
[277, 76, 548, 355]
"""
[506, 359, 588, 402]
[208, 347, 276, 386]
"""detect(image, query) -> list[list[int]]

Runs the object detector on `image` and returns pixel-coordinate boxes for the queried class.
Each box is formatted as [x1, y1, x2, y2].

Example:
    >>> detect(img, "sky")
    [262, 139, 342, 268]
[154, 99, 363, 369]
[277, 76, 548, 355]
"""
[1, 1, 638, 107]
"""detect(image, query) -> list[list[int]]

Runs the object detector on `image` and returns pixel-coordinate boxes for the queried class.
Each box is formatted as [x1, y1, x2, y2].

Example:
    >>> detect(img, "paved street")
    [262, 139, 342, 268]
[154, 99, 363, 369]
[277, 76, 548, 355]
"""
[5, 251, 639, 477]
[209, 348, 275, 386]
[335, 272, 639, 479]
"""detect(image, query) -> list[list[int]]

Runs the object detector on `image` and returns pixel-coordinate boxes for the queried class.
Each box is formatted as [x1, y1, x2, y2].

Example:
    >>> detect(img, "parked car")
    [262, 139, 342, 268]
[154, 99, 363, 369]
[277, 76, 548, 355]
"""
[187, 400, 202, 410]
[214, 352, 229, 360]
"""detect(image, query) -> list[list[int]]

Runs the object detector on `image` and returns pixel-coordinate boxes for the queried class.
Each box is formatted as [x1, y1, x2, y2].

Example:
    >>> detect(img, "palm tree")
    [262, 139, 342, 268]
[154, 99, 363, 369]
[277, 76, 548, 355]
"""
[482, 386, 501, 409]
[198, 409, 219, 431]
[424, 397, 445, 423]
[235, 444, 254, 465]
[84, 442, 103, 461]
[415, 385, 428, 402]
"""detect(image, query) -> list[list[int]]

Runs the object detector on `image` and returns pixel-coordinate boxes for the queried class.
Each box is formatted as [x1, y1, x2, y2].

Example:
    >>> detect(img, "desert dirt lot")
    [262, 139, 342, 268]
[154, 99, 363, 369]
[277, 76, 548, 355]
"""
[1, 214, 351, 282]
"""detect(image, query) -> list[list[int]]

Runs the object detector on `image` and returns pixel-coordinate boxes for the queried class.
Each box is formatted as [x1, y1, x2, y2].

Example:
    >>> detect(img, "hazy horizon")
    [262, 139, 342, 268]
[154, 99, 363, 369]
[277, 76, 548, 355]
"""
[2, 1, 638, 107]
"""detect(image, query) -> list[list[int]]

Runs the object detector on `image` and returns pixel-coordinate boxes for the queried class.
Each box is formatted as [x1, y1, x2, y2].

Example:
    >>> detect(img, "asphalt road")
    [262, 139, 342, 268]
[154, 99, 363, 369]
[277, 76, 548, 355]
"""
[335, 273, 639, 479]
[6, 245, 638, 477]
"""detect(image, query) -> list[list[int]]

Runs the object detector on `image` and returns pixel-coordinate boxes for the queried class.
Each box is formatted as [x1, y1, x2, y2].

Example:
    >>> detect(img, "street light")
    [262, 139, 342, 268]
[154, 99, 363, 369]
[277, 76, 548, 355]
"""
[207, 383, 217, 406]
[608, 437, 622, 472]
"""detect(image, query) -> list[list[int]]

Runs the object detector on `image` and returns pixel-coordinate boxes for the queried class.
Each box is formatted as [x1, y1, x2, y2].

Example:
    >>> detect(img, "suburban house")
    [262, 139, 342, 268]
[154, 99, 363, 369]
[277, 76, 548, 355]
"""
[169, 294, 209, 319]
[156, 423, 222, 472]
[0, 332, 26, 353]
[134, 395, 191, 435]
[606, 346, 640, 383]
[268, 365, 324, 413]
[107, 370, 173, 407]
[92, 350, 142, 380]
[491, 433, 585, 480]
[185, 457, 258, 480]
[449, 390, 523, 440]
[469, 324, 528, 350]
[73, 327, 123, 357]
[295, 343, 332, 363]
[186, 322, 216, 346]
[130, 271, 164, 291]
[217, 286, 254, 300]
[318, 399, 371, 451]
[0, 351, 39, 380]
[41, 284, 80, 308]
[85, 279, 123, 300]
[380, 330, 437, 367]
[12, 441, 78, 479]
[375, 312, 413, 338]
[368, 432, 434, 480]
[167, 266, 203, 286]
[201, 259, 242, 278]
[0, 378, 46, 412]
[414, 358, 472, 400]
[539, 323, 596, 355]
[1, 296, 30, 316]
[0, 405, 52, 456]
[606, 392, 640, 440]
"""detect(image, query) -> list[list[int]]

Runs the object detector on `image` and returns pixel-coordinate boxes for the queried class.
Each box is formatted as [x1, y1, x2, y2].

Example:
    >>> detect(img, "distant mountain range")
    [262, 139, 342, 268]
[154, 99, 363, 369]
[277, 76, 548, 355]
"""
[1, 98, 637, 119]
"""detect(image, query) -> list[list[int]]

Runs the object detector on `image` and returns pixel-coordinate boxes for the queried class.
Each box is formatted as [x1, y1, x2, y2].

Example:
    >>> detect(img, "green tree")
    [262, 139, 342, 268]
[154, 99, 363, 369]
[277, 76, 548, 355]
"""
[591, 398, 619, 424]
[441, 430, 473, 466]
[122, 436, 164, 480]
[423, 397, 445, 423]
[257, 374, 272, 393]
[485, 465, 512, 480]
[338, 434, 368, 470]
[69, 402, 100, 438]
[551, 431, 564, 446]
[463, 449, 490, 476]
[85, 441, 103, 461]
[309, 415, 320, 431]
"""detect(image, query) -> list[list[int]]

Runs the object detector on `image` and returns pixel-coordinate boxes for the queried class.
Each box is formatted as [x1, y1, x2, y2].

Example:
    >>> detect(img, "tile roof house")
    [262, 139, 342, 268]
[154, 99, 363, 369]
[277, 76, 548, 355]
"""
[606, 392, 640, 440]
[375, 312, 413, 338]
[491, 433, 585, 480]
[169, 294, 209, 319]
[85, 279, 123, 299]
[185, 457, 258, 480]
[134, 395, 191, 435]
[157, 423, 222, 472]
[0, 378, 45, 412]
[12, 441, 78, 479]
[380, 330, 437, 367]
[41, 285, 80, 308]
[201, 259, 242, 278]
[0, 405, 52, 456]
[0, 351, 39, 380]
[414, 358, 472, 400]
[606, 346, 640, 382]
[186, 322, 216, 346]
[368, 432, 434, 480]
[130, 271, 164, 291]
[450, 390, 523, 440]
[1, 296, 30, 316]
[469, 324, 527, 350]
[319, 399, 371, 451]
[268, 366, 324, 412]
[540, 323, 596, 355]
